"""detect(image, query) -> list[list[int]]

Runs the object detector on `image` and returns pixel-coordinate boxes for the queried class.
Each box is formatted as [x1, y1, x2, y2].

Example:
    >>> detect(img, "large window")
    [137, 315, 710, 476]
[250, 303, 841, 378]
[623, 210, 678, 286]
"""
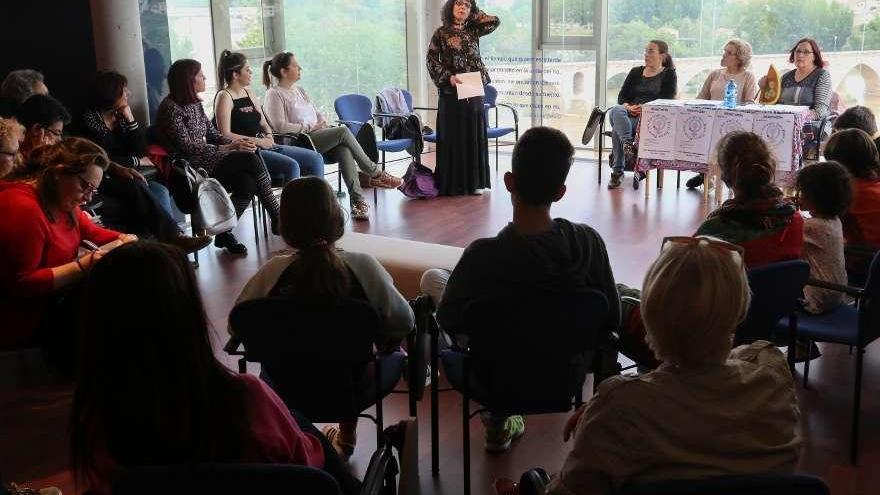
[282, 0, 407, 118]
[607, 0, 880, 114]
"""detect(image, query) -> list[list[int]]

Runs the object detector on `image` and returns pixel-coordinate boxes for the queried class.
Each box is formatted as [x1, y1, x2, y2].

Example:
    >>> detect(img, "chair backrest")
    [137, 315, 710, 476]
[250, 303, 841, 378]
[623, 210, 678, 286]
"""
[463, 289, 609, 415]
[484, 84, 498, 107]
[401, 89, 414, 112]
[735, 260, 810, 345]
[860, 249, 880, 343]
[111, 463, 341, 495]
[613, 473, 829, 495]
[228, 296, 380, 421]
[334, 93, 373, 135]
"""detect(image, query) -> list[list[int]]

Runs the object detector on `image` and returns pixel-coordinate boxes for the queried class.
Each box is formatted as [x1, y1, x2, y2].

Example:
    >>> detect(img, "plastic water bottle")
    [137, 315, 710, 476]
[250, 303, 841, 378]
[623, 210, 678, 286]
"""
[724, 79, 737, 109]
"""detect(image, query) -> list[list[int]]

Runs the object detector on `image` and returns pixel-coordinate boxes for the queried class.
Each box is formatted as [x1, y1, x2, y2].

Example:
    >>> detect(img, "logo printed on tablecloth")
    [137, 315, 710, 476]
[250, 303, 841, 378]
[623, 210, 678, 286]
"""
[682, 115, 708, 140]
[760, 122, 786, 146]
[718, 118, 745, 135]
[647, 114, 673, 139]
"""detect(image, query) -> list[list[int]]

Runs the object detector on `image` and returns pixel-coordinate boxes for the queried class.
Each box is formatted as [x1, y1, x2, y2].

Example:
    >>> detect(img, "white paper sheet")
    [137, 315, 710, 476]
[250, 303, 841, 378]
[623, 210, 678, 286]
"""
[674, 106, 715, 162]
[708, 109, 756, 158]
[456, 72, 485, 99]
[637, 103, 679, 161]
[753, 112, 796, 171]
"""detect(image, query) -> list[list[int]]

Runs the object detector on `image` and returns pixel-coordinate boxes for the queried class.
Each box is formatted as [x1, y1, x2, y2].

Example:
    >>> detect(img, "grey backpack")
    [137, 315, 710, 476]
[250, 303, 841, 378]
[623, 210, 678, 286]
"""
[190, 167, 237, 236]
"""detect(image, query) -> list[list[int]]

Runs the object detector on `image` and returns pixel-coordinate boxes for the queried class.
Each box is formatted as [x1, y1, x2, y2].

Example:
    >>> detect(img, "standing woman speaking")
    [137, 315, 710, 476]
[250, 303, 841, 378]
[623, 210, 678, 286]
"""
[427, 0, 499, 196]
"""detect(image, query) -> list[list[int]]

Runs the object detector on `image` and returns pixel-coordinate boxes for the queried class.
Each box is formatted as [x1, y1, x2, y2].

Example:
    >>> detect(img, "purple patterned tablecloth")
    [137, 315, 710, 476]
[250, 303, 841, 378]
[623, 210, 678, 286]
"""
[635, 102, 812, 186]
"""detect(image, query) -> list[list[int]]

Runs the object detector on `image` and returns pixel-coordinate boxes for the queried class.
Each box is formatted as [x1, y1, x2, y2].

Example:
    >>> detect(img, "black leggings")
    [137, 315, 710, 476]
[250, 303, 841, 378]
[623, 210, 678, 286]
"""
[287, 408, 362, 495]
[211, 151, 279, 220]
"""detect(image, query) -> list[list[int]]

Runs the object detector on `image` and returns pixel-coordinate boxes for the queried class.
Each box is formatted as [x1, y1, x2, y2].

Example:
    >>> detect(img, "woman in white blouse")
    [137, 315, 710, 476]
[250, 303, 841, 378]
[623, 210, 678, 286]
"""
[262, 52, 401, 221]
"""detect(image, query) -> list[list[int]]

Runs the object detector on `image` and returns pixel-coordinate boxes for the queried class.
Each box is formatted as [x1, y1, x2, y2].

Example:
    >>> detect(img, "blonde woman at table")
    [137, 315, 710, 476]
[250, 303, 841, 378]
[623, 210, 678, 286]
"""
[606, 40, 677, 190]
[687, 38, 759, 189]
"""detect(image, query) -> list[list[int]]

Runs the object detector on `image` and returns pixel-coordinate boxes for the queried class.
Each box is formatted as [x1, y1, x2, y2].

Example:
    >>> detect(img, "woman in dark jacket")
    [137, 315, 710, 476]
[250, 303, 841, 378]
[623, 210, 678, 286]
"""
[426, 0, 499, 196]
[607, 40, 677, 190]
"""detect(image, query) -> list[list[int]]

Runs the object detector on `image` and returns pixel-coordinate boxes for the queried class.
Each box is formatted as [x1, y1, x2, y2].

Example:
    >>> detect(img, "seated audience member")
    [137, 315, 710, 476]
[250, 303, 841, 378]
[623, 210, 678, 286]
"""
[420, 127, 620, 452]
[823, 128, 880, 246]
[606, 40, 676, 189]
[0, 138, 136, 357]
[760, 38, 831, 120]
[687, 38, 758, 188]
[0, 116, 24, 178]
[234, 176, 414, 458]
[75, 71, 210, 252]
[158, 58, 280, 255]
[795, 161, 852, 314]
[0, 69, 48, 117]
[262, 51, 402, 220]
[71, 241, 361, 495]
[215, 50, 325, 186]
[832, 105, 880, 149]
[616, 131, 804, 369]
[495, 237, 801, 495]
[16, 94, 68, 163]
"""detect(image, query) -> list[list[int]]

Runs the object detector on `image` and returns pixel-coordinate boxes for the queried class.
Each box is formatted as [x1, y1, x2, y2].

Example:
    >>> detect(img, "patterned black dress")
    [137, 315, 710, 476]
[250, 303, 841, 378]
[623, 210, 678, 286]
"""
[426, 10, 499, 196]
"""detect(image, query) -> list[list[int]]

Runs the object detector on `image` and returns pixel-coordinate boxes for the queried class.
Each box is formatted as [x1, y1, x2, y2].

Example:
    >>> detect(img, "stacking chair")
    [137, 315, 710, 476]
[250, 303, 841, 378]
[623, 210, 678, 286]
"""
[734, 260, 811, 356]
[226, 296, 406, 446]
[483, 84, 519, 172]
[335, 94, 411, 171]
[612, 473, 830, 495]
[400, 89, 437, 144]
[777, 250, 880, 464]
[112, 464, 342, 495]
[435, 289, 609, 495]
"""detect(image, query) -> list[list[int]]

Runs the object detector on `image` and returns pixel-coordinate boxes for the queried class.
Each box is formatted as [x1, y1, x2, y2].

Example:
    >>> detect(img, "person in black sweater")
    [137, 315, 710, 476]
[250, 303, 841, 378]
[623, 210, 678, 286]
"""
[76, 71, 210, 253]
[607, 40, 677, 190]
[420, 127, 620, 453]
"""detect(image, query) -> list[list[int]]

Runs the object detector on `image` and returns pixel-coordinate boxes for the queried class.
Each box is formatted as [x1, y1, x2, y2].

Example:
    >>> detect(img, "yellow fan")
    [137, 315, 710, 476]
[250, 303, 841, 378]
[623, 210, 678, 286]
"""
[758, 64, 781, 105]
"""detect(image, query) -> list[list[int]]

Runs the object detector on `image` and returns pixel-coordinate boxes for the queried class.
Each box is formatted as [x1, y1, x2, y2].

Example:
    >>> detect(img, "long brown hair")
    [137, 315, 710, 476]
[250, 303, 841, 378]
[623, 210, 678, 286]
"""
[263, 51, 294, 89]
[31, 137, 109, 223]
[167, 59, 202, 105]
[278, 177, 350, 299]
[217, 49, 248, 90]
[649, 39, 675, 69]
[716, 131, 780, 200]
[71, 242, 248, 490]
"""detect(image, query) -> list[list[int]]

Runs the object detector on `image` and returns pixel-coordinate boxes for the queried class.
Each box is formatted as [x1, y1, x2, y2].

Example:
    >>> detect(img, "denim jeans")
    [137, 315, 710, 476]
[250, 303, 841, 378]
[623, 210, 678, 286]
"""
[146, 180, 179, 221]
[260, 145, 325, 185]
[608, 105, 640, 174]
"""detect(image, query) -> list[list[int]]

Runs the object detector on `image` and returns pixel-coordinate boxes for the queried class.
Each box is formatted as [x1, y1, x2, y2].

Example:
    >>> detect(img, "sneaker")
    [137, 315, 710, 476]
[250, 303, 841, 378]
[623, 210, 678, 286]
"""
[169, 233, 212, 254]
[322, 425, 356, 459]
[370, 170, 403, 189]
[607, 171, 623, 189]
[214, 232, 247, 255]
[685, 174, 705, 189]
[351, 201, 370, 221]
[484, 415, 525, 453]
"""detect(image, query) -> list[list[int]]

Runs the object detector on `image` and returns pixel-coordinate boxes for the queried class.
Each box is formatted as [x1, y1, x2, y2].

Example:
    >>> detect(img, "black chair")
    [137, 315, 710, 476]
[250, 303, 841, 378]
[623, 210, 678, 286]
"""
[612, 473, 830, 495]
[111, 463, 341, 495]
[777, 250, 880, 464]
[435, 289, 610, 495]
[734, 260, 811, 365]
[226, 297, 406, 445]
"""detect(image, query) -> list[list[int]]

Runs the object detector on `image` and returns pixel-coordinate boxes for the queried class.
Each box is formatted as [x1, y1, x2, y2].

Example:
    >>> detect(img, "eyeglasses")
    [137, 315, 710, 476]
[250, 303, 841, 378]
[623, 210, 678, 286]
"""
[644, 49, 659, 54]
[661, 236, 745, 259]
[41, 125, 62, 137]
[76, 175, 99, 196]
[454, 0, 472, 7]
[794, 49, 814, 55]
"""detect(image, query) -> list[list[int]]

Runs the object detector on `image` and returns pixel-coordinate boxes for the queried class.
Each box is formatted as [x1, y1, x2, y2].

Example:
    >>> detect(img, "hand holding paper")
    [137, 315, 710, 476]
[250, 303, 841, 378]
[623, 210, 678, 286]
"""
[455, 71, 485, 100]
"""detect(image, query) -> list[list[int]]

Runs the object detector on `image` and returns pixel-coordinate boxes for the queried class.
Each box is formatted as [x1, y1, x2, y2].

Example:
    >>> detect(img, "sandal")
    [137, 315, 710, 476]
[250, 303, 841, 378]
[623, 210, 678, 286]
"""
[322, 424, 356, 458]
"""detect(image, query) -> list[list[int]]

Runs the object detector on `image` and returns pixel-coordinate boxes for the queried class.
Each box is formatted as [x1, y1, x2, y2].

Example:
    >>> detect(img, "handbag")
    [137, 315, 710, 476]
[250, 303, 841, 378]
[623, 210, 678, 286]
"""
[398, 160, 438, 199]
[166, 158, 198, 214]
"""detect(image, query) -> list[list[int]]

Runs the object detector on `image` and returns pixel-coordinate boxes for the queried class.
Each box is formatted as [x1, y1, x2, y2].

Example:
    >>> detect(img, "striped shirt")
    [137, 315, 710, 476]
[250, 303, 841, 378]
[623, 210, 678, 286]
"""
[780, 68, 831, 120]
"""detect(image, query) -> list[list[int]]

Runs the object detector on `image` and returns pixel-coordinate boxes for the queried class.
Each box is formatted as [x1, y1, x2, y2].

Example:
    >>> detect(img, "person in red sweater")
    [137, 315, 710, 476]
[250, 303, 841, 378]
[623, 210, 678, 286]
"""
[823, 128, 880, 246]
[71, 241, 360, 495]
[0, 137, 137, 353]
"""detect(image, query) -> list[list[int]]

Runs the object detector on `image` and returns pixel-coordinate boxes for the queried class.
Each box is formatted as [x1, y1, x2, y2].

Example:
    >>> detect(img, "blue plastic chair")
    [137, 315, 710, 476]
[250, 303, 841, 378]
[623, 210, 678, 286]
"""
[483, 84, 519, 172]
[335, 93, 411, 170]
[436, 289, 610, 495]
[612, 473, 830, 495]
[111, 464, 341, 495]
[735, 260, 811, 350]
[400, 89, 437, 143]
[777, 250, 880, 464]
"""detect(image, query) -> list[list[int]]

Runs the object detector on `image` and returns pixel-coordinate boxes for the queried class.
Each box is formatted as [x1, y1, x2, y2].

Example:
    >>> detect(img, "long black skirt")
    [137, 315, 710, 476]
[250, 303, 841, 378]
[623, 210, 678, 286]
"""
[435, 93, 490, 196]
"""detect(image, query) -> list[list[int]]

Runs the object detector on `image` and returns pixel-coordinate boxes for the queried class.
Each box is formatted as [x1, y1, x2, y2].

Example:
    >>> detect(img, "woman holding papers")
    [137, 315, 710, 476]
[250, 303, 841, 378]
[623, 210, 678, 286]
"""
[0, 137, 136, 361]
[607, 40, 677, 190]
[427, 0, 499, 196]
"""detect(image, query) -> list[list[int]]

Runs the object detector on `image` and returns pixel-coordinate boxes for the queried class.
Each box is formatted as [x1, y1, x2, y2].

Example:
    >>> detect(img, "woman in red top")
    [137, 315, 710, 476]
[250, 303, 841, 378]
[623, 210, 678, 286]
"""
[0, 137, 136, 352]
[823, 128, 880, 246]
[71, 241, 360, 495]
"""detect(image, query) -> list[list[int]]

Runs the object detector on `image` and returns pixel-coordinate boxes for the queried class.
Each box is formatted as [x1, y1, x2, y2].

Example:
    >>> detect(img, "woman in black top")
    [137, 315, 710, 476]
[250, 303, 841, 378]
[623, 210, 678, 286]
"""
[426, 0, 499, 196]
[607, 40, 677, 190]
[77, 71, 210, 253]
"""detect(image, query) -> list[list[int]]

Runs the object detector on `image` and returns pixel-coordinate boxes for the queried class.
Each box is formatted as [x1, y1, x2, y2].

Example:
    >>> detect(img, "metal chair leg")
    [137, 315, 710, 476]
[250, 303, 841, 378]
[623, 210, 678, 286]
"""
[251, 197, 260, 247]
[375, 356, 384, 448]
[462, 357, 471, 495]
[430, 320, 440, 477]
[851, 345, 865, 464]
[495, 137, 499, 173]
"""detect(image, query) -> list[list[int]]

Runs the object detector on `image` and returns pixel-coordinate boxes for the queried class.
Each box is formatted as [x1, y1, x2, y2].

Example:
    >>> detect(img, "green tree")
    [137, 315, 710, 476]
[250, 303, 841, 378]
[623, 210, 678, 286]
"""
[724, 0, 854, 54]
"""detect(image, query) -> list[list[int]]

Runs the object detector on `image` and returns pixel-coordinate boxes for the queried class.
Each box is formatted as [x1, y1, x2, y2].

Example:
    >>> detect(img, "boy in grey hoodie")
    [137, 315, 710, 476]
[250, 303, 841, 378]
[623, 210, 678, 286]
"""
[420, 126, 620, 452]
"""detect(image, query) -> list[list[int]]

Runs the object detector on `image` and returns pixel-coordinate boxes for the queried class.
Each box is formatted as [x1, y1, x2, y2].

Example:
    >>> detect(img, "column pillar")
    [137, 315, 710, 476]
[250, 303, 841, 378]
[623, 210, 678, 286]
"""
[89, 0, 149, 124]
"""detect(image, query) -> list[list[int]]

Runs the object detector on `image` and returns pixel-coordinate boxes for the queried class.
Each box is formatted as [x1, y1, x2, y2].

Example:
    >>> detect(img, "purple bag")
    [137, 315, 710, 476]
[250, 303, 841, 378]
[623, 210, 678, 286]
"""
[398, 161, 438, 199]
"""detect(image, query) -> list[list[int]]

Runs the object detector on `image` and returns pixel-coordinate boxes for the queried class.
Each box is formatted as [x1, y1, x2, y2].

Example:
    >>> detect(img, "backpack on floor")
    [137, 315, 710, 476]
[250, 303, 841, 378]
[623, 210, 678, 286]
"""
[168, 159, 237, 235]
[398, 160, 438, 199]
